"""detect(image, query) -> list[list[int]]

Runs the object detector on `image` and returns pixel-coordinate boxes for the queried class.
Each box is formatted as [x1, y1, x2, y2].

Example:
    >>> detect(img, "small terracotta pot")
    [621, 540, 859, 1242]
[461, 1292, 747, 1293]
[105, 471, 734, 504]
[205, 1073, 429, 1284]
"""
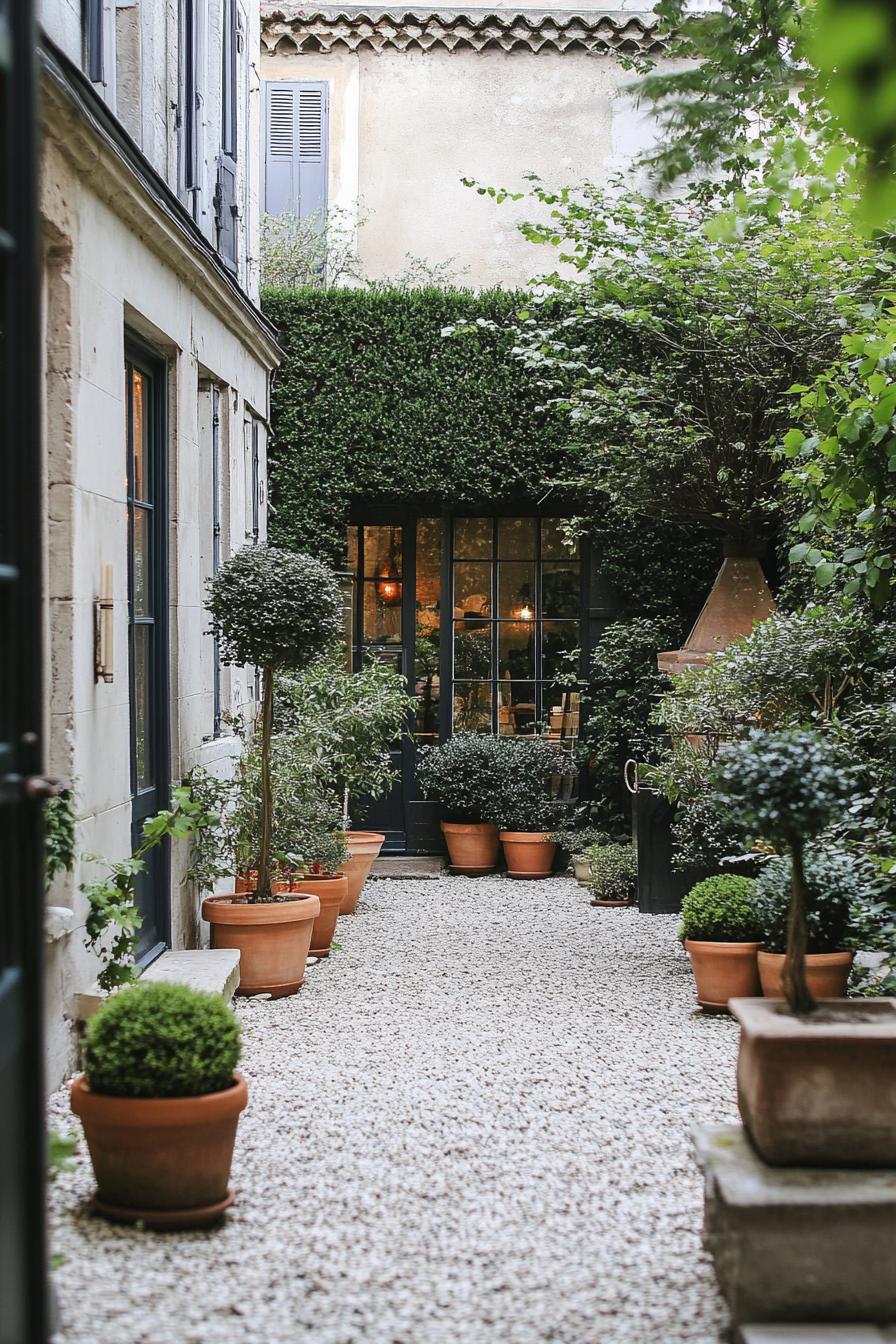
[500, 832, 557, 879]
[288, 873, 349, 958]
[202, 893, 320, 997]
[592, 897, 632, 908]
[70, 1072, 248, 1228]
[340, 832, 385, 913]
[757, 949, 854, 1000]
[684, 939, 762, 1012]
[442, 821, 500, 875]
[731, 996, 896, 1166]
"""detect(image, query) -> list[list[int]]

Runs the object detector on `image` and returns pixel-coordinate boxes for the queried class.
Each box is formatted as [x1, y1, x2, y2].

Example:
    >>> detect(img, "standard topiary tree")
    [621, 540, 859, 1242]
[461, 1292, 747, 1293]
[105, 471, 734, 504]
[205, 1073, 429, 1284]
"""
[206, 545, 343, 901]
[84, 982, 241, 1098]
[712, 728, 856, 1013]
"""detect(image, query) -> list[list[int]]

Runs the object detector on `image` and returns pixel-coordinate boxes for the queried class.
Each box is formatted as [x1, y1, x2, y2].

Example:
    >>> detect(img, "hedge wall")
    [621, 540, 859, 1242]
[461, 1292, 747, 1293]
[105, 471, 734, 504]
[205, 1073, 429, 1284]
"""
[262, 285, 720, 622]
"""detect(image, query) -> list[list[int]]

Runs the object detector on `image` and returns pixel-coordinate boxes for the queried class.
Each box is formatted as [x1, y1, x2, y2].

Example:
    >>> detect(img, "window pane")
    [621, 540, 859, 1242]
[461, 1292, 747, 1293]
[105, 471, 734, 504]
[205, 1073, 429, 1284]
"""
[132, 507, 151, 617]
[131, 368, 148, 501]
[542, 620, 580, 680]
[346, 525, 359, 573]
[454, 561, 492, 618]
[363, 525, 402, 582]
[133, 624, 152, 788]
[541, 518, 576, 559]
[454, 624, 492, 681]
[498, 562, 535, 618]
[498, 516, 536, 559]
[416, 516, 441, 644]
[544, 686, 581, 741]
[498, 620, 535, 680]
[415, 674, 440, 739]
[453, 517, 491, 559]
[453, 682, 492, 732]
[542, 561, 579, 617]
[498, 681, 537, 735]
[363, 581, 402, 645]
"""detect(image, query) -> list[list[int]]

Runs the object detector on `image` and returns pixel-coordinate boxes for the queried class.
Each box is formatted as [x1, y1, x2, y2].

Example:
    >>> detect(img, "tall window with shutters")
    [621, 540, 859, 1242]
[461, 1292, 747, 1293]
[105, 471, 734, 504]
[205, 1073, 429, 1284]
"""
[263, 81, 329, 222]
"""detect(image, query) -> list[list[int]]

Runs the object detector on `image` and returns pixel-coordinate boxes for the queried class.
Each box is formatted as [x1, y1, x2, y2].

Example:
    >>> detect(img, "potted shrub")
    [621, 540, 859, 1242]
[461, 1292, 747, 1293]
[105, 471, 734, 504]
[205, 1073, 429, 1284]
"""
[492, 738, 577, 879]
[548, 826, 610, 884]
[417, 734, 510, 874]
[276, 656, 414, 912]
[586, 842, 637, 907]
[714, 728, 896, 1166]
[202, 545, 343, 996]
[679, 875, 761, 1011]
[70, 982, 246, 1228]
[752, 849, 858, 999]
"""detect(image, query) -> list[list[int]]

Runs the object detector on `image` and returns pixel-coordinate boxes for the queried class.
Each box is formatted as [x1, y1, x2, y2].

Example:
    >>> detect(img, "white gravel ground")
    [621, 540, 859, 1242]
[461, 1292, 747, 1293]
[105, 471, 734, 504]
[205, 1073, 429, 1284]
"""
[47, 873, 740, 1344]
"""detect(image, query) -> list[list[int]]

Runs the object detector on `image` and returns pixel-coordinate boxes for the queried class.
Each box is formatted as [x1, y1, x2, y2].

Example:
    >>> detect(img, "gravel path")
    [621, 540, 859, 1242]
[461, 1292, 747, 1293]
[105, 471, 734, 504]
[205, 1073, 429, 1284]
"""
[48, 873, 739, 1344]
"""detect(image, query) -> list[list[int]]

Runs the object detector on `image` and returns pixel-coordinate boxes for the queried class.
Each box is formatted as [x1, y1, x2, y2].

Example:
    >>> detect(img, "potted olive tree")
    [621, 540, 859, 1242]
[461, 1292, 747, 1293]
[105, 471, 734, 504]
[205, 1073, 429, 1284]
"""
[493, 738, 577, 879]
[679, 875, 761, 1011]
[276, 655, 415, 911]
[70, 982, 245, 1228]
[202, 545, 343, 996]
[418, 734, 513, 874]
[714, 728, 896, 1166]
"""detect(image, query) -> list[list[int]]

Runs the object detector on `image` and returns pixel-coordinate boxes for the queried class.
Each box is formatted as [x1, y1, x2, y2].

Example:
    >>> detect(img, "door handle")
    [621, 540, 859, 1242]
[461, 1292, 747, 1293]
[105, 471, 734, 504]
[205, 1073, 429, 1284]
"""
[24, 775, 66, 800]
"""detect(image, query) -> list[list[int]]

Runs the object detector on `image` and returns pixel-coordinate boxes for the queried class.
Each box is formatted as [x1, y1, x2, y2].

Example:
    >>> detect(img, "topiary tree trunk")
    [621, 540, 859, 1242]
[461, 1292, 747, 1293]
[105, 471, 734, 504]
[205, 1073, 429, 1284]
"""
[256, 665, 275, 903]
[783, 838, 815, 1015]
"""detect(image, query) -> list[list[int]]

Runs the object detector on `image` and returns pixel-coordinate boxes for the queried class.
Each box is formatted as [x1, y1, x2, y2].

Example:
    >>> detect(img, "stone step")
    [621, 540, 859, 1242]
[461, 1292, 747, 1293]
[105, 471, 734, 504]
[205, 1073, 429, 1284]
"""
[72, 948, 241, 1021]
[370, 856, 445, 879]
[695, 1124, 896, 1328]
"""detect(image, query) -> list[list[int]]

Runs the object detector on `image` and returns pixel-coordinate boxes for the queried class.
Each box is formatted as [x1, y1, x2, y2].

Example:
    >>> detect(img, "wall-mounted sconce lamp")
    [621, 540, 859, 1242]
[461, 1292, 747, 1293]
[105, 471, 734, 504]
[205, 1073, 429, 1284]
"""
[95, 564, 114, 683]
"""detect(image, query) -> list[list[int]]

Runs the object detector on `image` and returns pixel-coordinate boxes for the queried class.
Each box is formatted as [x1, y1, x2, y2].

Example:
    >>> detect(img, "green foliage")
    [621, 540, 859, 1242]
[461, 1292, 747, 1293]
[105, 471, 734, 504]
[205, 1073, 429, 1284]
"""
[48, 1129, 77, 1178]
[84, 982, 241, 1100]
[275, 655, 415, 823]
[679, 875, 759, 943]
[580, 617, 679, 819]
[713, 728, 857, 849]
[585, 842, 636, 903]
[548, 825, 613, 854]
[206, 544, 343, 672]
[261, 286, 621, 561]
[418, 733, 574, 829]
[752, 849, 862, 953]
[81, 787, 214, 992]
[44, 788, 76, 886]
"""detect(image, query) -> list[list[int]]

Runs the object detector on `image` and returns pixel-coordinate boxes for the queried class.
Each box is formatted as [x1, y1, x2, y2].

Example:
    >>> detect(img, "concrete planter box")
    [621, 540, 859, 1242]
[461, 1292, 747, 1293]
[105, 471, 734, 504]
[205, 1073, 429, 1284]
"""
[731, 998, 896, 1167]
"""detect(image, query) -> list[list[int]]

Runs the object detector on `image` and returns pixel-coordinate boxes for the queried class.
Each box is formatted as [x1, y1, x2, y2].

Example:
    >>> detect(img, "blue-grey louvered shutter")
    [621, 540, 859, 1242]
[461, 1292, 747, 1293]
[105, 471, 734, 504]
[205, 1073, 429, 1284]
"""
[264, 81, 328, 221]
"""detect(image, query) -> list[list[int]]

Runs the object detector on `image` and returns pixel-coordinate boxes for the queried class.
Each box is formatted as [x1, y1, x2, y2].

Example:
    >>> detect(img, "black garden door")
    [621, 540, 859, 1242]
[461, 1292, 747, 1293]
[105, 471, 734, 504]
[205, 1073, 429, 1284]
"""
[0, 1, 50, 1337]
[346, 513, 585, 853]
[125, 344, 171, 960]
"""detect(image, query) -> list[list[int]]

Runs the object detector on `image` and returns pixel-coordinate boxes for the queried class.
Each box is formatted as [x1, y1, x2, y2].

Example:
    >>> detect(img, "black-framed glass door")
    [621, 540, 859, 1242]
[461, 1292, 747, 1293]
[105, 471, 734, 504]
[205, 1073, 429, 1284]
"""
[125, 344, 170, 959]
[346, 512, 584, 852]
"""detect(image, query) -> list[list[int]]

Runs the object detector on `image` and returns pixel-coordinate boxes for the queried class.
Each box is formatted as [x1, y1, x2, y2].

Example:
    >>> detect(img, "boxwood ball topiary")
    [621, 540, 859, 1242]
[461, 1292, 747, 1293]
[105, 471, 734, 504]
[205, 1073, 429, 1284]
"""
[206, 544, 343, 671]
[84, 982, 242, 1099]
[679, 875, 759, 943]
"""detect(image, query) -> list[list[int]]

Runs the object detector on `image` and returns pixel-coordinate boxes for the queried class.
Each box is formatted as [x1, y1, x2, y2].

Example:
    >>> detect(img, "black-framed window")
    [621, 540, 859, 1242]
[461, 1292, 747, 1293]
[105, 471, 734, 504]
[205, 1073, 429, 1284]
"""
[221, 0, 238, 160]
[178, 0, 199, 199]
[211, 387, 223, 736]
[451, 517, 580, 737]
[83, 0, 104, 83]
[250, 417, 260, 543]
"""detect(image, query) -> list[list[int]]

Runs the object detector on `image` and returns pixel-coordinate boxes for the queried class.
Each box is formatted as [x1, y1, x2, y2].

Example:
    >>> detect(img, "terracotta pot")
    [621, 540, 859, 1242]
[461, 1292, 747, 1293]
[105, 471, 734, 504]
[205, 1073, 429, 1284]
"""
[684, 939, 762, 1012]
[592, 897, 633, 908]
[202, 893, 320, 997]
[70, 1072, 248, 1228]
[289, 873, 349, 958]
[341, 831, 385, 913]
[757, 949, 854, 1000]
[731, 997, 896, 1166]
[442, 821, 500, 875]
[500, 832, 556, 879]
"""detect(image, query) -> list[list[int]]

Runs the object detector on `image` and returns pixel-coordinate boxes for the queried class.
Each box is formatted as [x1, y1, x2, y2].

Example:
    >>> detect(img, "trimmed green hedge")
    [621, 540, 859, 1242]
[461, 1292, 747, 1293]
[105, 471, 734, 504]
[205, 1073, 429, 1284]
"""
[263, 286, 631, 561]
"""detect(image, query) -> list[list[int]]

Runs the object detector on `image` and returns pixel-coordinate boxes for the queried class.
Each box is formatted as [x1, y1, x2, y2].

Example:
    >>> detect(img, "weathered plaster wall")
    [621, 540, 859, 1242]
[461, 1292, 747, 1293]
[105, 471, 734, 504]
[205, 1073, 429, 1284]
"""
[261, 43, 676, 288]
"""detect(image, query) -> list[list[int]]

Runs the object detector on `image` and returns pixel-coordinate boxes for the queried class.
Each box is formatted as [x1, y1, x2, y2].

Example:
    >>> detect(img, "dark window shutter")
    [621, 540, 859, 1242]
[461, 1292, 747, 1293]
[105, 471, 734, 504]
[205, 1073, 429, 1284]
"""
[264, 81, 328, 220]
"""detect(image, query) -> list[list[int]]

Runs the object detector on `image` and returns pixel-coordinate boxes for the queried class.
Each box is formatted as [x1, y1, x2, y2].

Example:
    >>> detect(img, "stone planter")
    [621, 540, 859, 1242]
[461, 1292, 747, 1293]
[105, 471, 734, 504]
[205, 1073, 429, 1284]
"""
[757, 948, 854, 1000]
[684, 940, 762, 1012]
[730, 997, 896, 1166]
[572, 854, 591, 885]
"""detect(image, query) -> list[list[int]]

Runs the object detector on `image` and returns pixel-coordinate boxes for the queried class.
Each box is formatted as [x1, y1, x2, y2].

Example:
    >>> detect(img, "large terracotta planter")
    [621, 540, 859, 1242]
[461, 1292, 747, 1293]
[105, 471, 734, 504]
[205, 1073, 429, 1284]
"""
[290, 873, 349, 958]
[684, 939, 762, 1012]
[442, 821, 500, 875]
[341, 831, 385, 913]
[757, 949, 854, 1000]
[731, 997, 896, 1166]
[202, 893, 320, 997]
[500, 831, 556, 879]
[70, 1071, 248, 1228]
